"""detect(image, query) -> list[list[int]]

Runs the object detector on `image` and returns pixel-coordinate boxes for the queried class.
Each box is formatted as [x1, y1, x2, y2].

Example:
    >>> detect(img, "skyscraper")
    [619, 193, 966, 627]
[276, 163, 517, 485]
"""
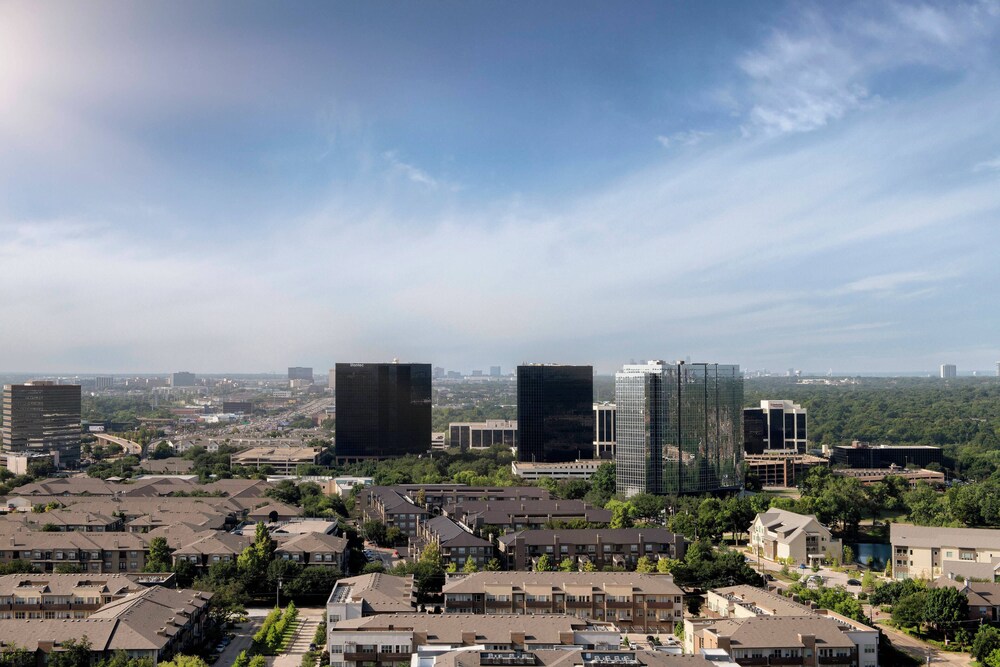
[742, 400, 807, 454]
[490, 366, 502, 377]
[940, 364, 957, 379]
[593, 402, 616, 459]
[2, 381, 82, 463]
[288, 367, 314, 383]
[615, 361, 743, 497]
[335, 362, 432, 460]
[516, 364, 593, 463]
[170, 371, 196, 387]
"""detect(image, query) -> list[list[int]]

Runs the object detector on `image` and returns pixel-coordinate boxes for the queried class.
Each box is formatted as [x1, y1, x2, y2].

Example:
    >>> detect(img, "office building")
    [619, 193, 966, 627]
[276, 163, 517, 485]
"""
[615, 361, 743, 497]
[2, 381, 82, 463]
[940, 364, 957, 379]
[289, 366, 314, 383]
[511, 459, 604, 481]
[516, 364, 594, 463]
[831, 442, 942, 469]
[594, 402, 616, 459]
[433, 366, 445, 379]
[94, 376, 115, 390]
[743, 453, 826, 488]
[449, 420, 517, 450]
[742, 400, 807, 454]
[170, 372, 196, 387]
[996, 362, 1000, 378]
[335, 362, 432, 460]
[490, 365, 502, 377]
[222, 401, 253, 415]
[329, 368, 337, 392]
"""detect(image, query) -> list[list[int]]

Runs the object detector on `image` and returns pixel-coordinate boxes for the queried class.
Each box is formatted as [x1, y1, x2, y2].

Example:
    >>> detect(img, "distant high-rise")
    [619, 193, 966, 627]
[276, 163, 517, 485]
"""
[94, 376, 115, 391]
[490, 366, 502, 377]
[593, 402, 616, 459]
[940, 364, 957, 379]
[170, 372, 196, 387]
[288, 367, 314, 383]
[996, 362, 1000, 378]
[433, 366, 445, 379]
[335, 362, 432, 460]
[2, 381, 82, 463]
[615, 361, 743, 496]
[328, 368, 336, 392]
[516, 364, 594, 463]
[743, 400, 807, 454]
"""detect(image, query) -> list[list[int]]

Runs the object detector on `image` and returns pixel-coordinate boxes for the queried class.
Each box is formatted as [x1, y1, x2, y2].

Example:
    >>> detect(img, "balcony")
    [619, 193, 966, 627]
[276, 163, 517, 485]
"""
[526, 600, 552, 609]
[817, 656, 855, 665]
[768, 657, 804, 665]
[606, 601, 633, 609]
[344, 652, 377, 662]
[644, 601, 674, 609]
[734, 658, 768, 666]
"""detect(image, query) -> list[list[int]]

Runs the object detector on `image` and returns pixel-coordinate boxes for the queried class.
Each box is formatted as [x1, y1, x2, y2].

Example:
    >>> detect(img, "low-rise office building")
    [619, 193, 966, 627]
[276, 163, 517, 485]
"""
[497, 529, 686, 571]
[744, 454, 826, 489]
[832, 466, 945, 487]
[230, 446, 321, 474]
[441, 571, 684, 632]
[749, 509, 842, 566]
[511, 460, 605, 481]
[831, 442, 942, 469]
[449, 421, 517, 450]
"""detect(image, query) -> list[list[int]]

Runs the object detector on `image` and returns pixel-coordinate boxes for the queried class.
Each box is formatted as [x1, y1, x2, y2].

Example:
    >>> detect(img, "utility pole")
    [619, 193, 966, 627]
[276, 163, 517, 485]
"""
[276, 576, 283, 608]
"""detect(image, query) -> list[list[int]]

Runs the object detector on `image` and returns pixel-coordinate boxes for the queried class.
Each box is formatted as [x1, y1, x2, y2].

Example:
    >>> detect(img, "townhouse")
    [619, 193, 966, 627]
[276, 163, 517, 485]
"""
[275, 532, 349, 569]
[441, 572, 684, 632]
[0, 573, 151, 619]
[933, 575, 1000, 622]
[0, 530, 150, 573]
[422, 649, 715, 667]
[411, 516, 493, 569]
[362, 487, 430, 538]
[497, 528, 686, 571]
[445, 499, 612, 533]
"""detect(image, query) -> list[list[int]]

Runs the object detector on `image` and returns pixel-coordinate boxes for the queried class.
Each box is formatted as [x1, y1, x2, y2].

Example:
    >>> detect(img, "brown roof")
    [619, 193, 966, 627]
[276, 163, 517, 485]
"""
[443, 571, 683, 596]
[704, 616, 856, 649]
[331, 613, 617, 644]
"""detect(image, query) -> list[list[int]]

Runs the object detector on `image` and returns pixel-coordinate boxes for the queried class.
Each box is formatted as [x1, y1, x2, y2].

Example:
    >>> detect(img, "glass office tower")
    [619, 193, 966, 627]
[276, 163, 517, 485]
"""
[517, 364, 594, 463]
[616, 361, 743, 496]
[334, 362, 432, 460]
[2, 381, 82, 463]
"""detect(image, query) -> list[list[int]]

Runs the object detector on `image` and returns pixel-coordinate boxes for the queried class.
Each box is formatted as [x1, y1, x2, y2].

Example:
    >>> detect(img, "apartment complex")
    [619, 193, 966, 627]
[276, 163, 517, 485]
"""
[418, 648, 714, 667]
[749, 509, 842, 566]
[689, 586, 878, 667]
[2, 382, 82, 463]
[615, 361, 742, 497]
[327, 573, 415, 624]
[411, 515, 493, 569]
[441, 572, 684, 632]
[328, 613, 621, 667]
[497, 528, 687, 571]
[517, 364, 594, 463]
[0, 573, 156, 619]
[445, 499, 611, 532]
[891, 523, 1000, 580]
[335, 362, 432, 460]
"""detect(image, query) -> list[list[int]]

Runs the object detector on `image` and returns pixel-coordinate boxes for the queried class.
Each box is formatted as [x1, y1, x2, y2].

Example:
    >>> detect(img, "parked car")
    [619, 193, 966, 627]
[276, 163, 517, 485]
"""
[847, 578, 862, 586]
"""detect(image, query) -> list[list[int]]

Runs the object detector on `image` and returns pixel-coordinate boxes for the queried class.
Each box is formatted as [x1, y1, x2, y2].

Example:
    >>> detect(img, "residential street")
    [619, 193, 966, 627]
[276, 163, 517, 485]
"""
[877, 622, 972, 667]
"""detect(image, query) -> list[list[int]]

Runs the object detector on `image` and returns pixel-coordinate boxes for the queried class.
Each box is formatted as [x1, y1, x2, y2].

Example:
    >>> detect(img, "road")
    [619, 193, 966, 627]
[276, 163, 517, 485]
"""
[215, 620, 258, 667]
[878, 622, 973, 667]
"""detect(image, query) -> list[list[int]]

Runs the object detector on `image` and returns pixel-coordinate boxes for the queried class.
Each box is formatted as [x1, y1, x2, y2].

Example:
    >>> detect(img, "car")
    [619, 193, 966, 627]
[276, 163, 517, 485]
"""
[764, 573, 775, 581]
[798, 564, 808, 569]
[310, 643, 317, 651]
[847, 578, 862, 586]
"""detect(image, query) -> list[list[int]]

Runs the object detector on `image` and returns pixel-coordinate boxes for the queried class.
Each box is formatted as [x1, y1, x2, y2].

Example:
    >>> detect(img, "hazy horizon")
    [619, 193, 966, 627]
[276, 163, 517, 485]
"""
[3, 1, 1000, 374]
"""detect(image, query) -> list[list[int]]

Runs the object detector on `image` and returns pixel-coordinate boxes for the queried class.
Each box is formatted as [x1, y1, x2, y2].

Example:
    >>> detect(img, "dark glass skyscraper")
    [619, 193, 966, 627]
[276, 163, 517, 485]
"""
[2, 381, 82, 463]
[616, 361, 743, 496]
[516, 364, 594, 463]
[335, 362, 432, 460]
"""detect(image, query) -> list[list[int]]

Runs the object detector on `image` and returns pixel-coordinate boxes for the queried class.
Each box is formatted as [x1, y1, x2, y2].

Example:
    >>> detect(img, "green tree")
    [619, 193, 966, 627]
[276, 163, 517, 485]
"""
[635, 556, 655, 573]
[462, 557, 478, 573]
[0, 644, 35, 667]
[237, 522, 274, 586]
[608, 499, 634, 529]
[973, 626, 1000, 663]
[559, 557, 576, 572]
[158, 657, 209, 667]
[362, 520, 388, 547]
[656, 557, 678, 574]
[48, 637, 92, 667]
[580, 559, 597, 572]
[924, 587, 968, 642]
[484, 558, 501, 571]
[145, 536, 172, 572]
[420, 541, 443, 570]
[534, 554, 553, 571]
[842, 545, 854, 565]
[891, 591, 927, 630]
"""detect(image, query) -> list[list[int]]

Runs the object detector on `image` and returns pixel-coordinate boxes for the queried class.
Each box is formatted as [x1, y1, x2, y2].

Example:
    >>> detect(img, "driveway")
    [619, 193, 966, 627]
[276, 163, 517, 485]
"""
[215, 620, 258, 667]
[878, 622, 972, 666]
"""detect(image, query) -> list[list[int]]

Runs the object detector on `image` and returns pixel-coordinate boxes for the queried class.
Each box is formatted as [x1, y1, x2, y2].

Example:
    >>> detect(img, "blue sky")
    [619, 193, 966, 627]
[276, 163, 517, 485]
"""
[2, 0, 1000, 375]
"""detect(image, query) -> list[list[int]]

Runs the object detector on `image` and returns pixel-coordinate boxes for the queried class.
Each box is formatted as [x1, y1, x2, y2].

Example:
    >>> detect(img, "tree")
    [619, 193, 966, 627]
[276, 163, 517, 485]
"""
[534, 554, 553, 571]
[608, 500, 634, 529]
[362, 520, 388, 547]
[973, 626, 1000, 663]
[145, 536, 172, 572]
[559, 557, 576, 572]
[891, 591, 927, 630]
[287, 566, 341, 599]
[635, 556, 655, 573]
[842, 545, 854, 565]
[158, 657, 209, 667]
[462, 556, 478, 573]
[0, 644, 35, 667]
[924, 586, 968, 642]
[266, 480, 302, 506]
[55, 563, 85, 574]
[656, 557, 678, 574]
[362, 562, 386, 574]
[237, 522, 274, 586]
[48, 637, 92, 667]
[861, 571, 876, 593]
[420, 541, 443, 570]
[580, 559, 597, 572]
[484, 558, 501, 571]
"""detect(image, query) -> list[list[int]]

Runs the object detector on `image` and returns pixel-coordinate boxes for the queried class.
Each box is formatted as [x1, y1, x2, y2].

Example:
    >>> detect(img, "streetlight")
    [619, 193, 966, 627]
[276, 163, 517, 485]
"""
[276, 576, 283, 608]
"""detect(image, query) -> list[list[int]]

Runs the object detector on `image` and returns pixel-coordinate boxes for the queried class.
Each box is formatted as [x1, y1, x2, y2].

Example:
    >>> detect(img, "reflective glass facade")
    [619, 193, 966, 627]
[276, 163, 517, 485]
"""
[615, 361, 743, 496]
[335, 363, 432, 459]
[517, 365, 594, 463]
[2, 382, 82, 462]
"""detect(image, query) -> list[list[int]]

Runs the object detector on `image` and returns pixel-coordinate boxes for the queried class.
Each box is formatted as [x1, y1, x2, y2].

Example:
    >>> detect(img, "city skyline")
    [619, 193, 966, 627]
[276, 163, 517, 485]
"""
[3, 2, 1000, 373]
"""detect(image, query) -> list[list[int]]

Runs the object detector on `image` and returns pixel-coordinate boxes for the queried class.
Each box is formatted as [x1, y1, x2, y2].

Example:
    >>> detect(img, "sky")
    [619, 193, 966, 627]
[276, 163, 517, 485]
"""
[2, 0, 1000, 375]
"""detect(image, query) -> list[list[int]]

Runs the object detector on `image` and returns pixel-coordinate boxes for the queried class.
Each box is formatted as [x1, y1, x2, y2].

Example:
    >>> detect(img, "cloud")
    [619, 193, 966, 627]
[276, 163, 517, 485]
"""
[973, 155, 1000, 172]
[655, 130, 711, 149]
[383, 151, 445, 189]
[737, 2, 1000, 135]
[835, 271, 943, 295]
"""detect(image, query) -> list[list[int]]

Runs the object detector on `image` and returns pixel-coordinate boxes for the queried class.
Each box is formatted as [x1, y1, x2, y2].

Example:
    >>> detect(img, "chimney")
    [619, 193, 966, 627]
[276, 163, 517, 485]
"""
[798, 634, 816, 653]
[716, 636, 731, 652]
[462, 631, 477, 644]
[559, 632, 575, 645]
[510, 631, 525, 646]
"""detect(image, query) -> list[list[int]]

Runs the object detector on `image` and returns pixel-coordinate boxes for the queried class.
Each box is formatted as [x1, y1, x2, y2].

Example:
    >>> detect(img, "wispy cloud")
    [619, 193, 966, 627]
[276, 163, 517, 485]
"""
[737, 2, 1000, 135]
[656, 130, 711, 149]
[973, 155, 1000, 172]
[383, 150, 450, 190]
